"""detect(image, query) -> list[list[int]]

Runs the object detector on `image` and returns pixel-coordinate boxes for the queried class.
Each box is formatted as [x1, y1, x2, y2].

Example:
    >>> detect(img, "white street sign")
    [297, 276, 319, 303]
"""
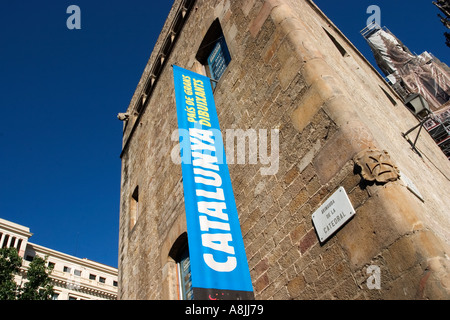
[312, 187, 355, 243]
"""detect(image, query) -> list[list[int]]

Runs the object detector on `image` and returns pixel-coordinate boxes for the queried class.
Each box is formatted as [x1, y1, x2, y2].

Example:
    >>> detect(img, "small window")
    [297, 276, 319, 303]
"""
[10, 237, 17, 249]
[89, 274, 96, 280]
[25, 255, 34, 262]
[2, 235, 9, 248]
[99, 277, 106, 283]
[379, 85, 397, 106]
[113, 281, 118, 287]
[74, 269, 82, 277]
[129, 186, 139, 231]
[63, 266, 71, 273]
[48, 262, 55, 270]
[16, 239, 23, 251]
[323, 27, 348, 57]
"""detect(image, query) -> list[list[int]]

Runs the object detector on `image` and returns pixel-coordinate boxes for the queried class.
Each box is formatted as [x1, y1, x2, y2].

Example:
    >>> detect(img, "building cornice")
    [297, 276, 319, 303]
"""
[120, 0, 197, 158]
[27, 242, 118, 275]
[0, 218, 33, 238]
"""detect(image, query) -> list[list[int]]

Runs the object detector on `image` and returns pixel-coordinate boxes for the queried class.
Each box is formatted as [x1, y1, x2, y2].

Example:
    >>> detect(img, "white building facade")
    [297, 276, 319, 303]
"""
[1, 218, 118, 300]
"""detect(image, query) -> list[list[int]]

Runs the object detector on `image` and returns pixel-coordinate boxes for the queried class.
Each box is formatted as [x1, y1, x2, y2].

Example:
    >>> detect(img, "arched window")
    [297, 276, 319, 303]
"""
[176, 243, 193, 300]
[165, 232, 193, 300]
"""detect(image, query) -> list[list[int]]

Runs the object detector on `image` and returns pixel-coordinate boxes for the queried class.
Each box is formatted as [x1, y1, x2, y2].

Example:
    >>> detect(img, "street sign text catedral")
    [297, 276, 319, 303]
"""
[312, 187, 355, 243]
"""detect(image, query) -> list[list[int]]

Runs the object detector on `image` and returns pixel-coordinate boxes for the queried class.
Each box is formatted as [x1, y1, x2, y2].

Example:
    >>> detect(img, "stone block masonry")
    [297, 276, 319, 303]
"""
[118, 0, 450, 300]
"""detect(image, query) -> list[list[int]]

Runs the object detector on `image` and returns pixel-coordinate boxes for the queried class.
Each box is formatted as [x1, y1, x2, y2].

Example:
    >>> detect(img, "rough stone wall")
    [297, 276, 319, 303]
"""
[118, 0, 450, 300]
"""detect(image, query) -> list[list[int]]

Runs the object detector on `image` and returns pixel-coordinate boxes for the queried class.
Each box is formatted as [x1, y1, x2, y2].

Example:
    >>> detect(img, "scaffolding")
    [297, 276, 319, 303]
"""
[361, 23, 450, 160]
[424, 107, 450, 160]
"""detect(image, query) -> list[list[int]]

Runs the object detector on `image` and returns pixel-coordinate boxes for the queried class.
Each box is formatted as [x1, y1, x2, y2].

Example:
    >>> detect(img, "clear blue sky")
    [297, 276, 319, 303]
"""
[0, 1, 447, 269]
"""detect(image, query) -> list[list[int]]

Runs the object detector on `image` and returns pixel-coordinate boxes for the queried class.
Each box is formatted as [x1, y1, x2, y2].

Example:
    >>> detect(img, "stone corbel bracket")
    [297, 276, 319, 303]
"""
[354, 148, 400, 183]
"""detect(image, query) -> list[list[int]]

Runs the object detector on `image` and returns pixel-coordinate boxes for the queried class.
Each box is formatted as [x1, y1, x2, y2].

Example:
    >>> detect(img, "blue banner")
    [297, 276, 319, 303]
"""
[172, 65, 254, 300]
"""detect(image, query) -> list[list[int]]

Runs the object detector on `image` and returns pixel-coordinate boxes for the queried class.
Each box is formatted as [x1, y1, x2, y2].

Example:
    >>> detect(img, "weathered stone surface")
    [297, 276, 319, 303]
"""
[118, 0, 450, 300]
